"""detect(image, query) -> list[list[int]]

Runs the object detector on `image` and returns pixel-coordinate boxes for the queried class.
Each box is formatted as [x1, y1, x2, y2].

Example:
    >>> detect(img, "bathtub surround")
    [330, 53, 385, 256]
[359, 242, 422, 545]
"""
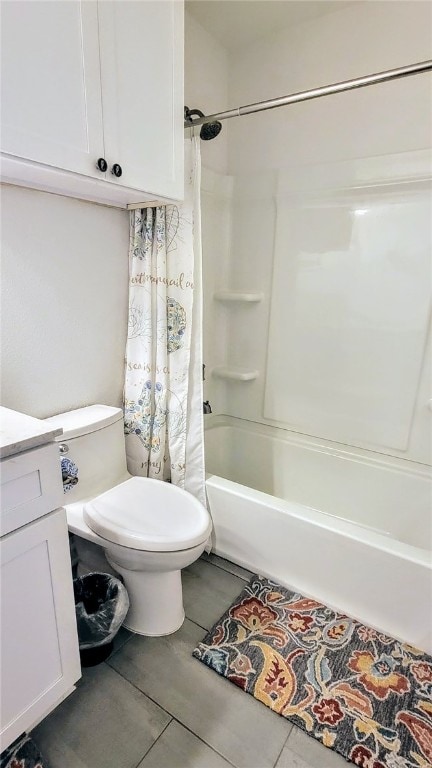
[124, 139, 205, 503]
[204, 148, 432, 465]
[194, 575, 432, 767]
[193, 0, 432, 462]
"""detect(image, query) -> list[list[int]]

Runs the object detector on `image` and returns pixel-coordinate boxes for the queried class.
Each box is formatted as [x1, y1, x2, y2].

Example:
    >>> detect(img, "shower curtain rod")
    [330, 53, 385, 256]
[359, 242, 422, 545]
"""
[184, 60, 432, 128]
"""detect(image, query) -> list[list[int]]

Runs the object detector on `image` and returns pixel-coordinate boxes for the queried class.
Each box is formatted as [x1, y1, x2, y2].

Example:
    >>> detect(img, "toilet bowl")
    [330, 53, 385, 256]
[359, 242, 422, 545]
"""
[46, 405, 212, 636]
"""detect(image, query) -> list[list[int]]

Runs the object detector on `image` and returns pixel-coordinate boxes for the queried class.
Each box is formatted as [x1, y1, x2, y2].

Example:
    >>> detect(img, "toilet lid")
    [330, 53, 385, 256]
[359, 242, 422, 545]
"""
[83, 477, 211, 552]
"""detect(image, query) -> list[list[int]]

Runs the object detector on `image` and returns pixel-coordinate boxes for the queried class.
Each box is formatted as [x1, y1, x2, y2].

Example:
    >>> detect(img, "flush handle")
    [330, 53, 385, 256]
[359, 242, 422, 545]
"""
[59, 443, 69, 454]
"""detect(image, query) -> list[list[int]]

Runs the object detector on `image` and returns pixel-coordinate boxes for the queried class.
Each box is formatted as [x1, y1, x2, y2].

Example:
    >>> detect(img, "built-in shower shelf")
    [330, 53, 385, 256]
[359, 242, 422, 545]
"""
[214, 291, 264, 303]
[212, 367, 259, 381]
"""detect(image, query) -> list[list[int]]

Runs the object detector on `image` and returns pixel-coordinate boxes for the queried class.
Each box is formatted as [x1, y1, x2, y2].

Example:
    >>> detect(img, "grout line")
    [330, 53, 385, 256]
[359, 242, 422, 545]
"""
[108, 632, 133, 660]
[272, 726, 293, 768]
[105, 661, 179, 722]
[104, 636, 292, 768]
[170, 716, 238, 768]
[102, 664, 237, 768]
[105, 625, 243, 761]
[201, 554, 253, 582]
[184, 616, 209, 632]
[131, 718, 172, 768]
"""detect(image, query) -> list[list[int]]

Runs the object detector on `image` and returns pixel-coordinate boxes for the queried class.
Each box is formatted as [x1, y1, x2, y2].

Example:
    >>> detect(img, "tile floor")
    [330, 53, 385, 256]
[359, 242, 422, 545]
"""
[34, 554, 349, 768]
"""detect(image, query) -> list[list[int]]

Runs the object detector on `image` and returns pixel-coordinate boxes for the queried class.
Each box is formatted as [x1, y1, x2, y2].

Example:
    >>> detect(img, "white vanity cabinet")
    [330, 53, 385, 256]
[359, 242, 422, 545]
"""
[0, 412, 81, 753]
[0, 0, 184, 205]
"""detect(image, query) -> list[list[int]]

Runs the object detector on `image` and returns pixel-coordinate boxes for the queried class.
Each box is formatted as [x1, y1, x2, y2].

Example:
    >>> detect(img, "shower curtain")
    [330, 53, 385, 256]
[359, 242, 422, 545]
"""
[124, 138, 206, 506]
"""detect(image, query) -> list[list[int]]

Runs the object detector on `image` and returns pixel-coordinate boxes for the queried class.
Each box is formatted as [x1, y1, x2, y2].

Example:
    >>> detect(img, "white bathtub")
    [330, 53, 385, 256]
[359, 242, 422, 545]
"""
[205, 416, 432, 653]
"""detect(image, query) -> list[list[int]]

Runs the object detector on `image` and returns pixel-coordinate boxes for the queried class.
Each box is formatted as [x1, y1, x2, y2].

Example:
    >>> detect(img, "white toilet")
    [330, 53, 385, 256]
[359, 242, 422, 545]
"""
[46, 404, 212, 636]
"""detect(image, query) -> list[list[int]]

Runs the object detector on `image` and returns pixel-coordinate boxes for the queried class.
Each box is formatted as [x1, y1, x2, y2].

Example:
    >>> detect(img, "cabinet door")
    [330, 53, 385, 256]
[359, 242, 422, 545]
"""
[0, 509, 81, 752]
[98, 0, 184, 200]
[1, 1, 105, 178]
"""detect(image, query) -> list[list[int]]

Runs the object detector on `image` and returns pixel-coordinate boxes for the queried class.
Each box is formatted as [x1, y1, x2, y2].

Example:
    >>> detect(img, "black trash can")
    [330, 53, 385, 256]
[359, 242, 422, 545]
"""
[73, 573, 130, 667]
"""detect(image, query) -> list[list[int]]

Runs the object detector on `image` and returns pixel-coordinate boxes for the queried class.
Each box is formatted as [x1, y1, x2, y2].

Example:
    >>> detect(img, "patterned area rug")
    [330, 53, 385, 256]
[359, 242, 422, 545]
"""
[193, 576, 432, 767]
[0, 735, 47, 768]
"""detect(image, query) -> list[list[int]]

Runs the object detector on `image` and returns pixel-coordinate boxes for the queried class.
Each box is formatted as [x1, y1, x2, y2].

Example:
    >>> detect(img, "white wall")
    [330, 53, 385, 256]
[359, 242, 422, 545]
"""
[185, 10, 229, 175]
[228, 1, 432, 173]
[1, 185, 129, 418]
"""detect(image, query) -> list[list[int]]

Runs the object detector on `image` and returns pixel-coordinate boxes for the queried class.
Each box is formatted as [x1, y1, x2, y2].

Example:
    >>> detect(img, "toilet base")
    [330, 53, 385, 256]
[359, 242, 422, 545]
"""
[123, 611, 185, 637]
[108, 564, 186, 636]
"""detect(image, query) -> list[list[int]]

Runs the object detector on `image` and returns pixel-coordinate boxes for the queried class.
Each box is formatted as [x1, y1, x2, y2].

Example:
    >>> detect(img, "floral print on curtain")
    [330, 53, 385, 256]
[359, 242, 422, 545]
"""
[124, 139, 205, 504]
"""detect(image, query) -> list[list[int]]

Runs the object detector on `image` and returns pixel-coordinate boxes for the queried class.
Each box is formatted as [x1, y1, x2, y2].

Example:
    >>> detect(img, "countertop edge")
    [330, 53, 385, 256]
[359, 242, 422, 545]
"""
[0, 427, 63, 459]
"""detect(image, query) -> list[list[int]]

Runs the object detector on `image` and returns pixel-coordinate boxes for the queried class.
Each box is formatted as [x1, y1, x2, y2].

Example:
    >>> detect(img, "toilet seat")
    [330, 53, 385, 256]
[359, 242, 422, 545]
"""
[83, 476, 211, 552]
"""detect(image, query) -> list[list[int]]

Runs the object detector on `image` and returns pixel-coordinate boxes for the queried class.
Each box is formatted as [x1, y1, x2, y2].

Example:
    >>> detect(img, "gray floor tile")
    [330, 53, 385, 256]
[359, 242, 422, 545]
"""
[138, 720, 233, 768]
[275, 745, 316, 768]
[109, 618, 291, 768]
[201, 553, 255, 582]
[111, 625, 133, 654]
[33, 662, 171, 768]
[183, 559, 246, 630]
[284, 726, 349, 768]
[275, 744, 317, 768]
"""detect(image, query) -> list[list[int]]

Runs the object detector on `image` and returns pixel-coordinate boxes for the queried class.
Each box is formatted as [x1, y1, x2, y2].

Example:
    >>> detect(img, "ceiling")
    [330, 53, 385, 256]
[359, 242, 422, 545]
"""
[186, 1, 357, 52]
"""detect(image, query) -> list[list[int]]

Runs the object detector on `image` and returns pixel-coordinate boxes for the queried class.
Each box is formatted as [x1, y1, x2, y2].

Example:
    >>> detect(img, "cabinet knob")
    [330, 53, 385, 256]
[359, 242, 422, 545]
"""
[111, 163, 123, 178]
[96, 157, 108, 172]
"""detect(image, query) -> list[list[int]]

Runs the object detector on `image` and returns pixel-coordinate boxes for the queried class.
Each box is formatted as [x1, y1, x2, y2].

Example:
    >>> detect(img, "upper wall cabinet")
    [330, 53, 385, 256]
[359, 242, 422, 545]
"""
[1, 2, 104, 179]
[98, 1, 183, 198]
[0, 0, 184, 206]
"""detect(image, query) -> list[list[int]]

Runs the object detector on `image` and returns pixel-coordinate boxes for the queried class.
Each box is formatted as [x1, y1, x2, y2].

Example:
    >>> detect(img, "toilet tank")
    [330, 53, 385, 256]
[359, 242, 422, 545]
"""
[45, 405, 129, 503]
